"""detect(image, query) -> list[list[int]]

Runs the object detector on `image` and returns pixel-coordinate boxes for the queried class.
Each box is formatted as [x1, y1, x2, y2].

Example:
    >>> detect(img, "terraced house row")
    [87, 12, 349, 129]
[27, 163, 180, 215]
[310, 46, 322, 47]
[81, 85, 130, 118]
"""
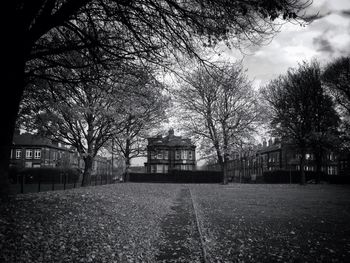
[223, 138, 350, 181]
[10, 132, 112, 176]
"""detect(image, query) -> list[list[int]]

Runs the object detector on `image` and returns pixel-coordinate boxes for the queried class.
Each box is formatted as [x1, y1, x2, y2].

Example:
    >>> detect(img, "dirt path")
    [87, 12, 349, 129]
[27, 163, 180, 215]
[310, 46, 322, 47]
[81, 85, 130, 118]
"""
[155, 188, 206, 263]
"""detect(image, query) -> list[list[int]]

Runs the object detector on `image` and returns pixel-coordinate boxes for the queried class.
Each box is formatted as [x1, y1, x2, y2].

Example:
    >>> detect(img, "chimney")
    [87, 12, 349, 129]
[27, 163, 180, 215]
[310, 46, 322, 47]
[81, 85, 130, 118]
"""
[263, 140, 267, 147]
[168, 128, 174, 137]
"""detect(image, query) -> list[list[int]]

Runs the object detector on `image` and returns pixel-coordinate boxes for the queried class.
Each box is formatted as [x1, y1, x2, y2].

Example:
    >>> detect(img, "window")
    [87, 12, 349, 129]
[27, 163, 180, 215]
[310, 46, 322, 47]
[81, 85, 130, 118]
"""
[327, 166, 338, 175]
[16, 149, 22, 159]
[34, 149, 41, 159]
[188, 151, 193, 160]
[328, 153, 336, 161]
[180, 164, 192, 170]
[305, 166, 314, 171]
[305, 153, 314, 160]
[26, 149, 33, 159]
[164, 165, 168, 173]
[181, 150, 187, 160]
[157, 151, 163, 160]
[156, 164, 164, 173]
[151, 164, 168, 173]
[175, 150, 181, 160]
[150, 151, 156, 160]
[295, 153, 301, 160]
[164, 150, 169, 160]
[151, 165, 157, 173]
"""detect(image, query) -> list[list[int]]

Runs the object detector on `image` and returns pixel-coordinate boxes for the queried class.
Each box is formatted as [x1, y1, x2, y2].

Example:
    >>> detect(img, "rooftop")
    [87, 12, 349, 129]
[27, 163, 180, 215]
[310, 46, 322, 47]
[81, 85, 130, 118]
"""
[12, 133, 73, 151]
[148, 129, 196, 148]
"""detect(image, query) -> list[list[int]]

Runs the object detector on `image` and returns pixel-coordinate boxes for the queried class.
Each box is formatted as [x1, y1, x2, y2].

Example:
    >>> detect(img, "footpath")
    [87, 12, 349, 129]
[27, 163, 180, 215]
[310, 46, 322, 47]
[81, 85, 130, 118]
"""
[155, 188, 206, 263]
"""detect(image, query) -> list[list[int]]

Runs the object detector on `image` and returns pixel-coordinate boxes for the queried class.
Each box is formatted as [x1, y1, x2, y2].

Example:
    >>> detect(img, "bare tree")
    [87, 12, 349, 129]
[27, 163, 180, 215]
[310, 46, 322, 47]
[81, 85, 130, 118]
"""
[19, 57, 119, 186]
[111, 70, 169, 181]
[175, 62, 263, 184]
[322, 56, 350, 150]
[322, 57, 350, 115]
[1, 0, 310, 196]
[262, 61, 340, 184]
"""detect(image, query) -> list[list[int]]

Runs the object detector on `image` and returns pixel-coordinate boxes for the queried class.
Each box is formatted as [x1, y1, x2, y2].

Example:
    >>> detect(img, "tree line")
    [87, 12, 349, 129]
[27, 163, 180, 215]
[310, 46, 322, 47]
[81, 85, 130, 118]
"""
[1, 0, 312, 197]
[173, 57, 349, 184]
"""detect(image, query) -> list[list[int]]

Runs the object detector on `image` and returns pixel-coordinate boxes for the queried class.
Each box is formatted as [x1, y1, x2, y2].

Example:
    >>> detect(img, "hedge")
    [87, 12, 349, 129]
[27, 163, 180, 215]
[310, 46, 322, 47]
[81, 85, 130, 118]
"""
[129, 170, 223, 183]
[9, 167, 80, 184]
[262, 170, 350, 184]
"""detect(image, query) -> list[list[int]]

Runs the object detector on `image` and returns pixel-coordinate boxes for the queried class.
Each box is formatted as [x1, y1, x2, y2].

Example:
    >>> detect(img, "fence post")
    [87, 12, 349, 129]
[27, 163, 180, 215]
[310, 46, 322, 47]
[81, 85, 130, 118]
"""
[63, 173, 66, 190]
[21, 174, 24, 194]
[52, 173, 55, 191]
[38, 173, 41, 193]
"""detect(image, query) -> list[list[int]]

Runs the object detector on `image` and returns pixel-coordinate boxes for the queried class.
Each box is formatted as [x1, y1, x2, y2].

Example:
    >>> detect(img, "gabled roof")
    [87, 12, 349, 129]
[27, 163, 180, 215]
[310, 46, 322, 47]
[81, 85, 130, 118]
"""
[148, 129, 196, 148]
[12, 133, 73, 152]
[13, 133, 52, 146]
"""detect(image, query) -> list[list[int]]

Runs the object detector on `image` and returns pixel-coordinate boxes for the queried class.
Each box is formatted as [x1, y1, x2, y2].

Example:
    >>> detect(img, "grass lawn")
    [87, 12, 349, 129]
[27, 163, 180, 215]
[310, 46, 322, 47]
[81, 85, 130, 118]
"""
[191, 184, 350, 262]
[1, 183, 349, 262]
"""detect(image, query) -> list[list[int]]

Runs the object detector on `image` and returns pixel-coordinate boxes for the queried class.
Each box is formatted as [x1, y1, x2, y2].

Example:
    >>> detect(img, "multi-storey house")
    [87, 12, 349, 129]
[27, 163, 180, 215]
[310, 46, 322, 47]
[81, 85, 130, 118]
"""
[144, 129, 196, 173]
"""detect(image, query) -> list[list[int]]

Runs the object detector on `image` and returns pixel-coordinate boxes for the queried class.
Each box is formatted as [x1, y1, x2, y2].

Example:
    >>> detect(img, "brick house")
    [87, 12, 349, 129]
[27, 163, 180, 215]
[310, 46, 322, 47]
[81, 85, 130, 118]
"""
[226, 138, 350, 181]
[10, 133, 112, 176]
[10, 133, 80, 169]
[144, 129, 196, 173]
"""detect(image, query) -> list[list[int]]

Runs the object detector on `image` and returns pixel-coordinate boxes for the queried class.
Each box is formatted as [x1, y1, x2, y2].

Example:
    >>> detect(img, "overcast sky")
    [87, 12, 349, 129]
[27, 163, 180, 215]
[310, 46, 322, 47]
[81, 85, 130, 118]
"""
[221, 0, 350, 89]
[132, 0, 350, 166]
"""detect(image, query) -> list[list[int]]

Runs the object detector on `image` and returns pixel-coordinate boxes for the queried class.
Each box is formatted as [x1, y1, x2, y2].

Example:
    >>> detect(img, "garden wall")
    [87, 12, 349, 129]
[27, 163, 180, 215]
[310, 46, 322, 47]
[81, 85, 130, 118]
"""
[129, 170, 223, 183]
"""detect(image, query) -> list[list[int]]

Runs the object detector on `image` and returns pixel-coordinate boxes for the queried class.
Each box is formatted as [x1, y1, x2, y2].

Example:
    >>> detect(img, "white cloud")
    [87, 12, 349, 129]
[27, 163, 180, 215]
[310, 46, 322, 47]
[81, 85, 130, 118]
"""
[220, 0, 350, 89]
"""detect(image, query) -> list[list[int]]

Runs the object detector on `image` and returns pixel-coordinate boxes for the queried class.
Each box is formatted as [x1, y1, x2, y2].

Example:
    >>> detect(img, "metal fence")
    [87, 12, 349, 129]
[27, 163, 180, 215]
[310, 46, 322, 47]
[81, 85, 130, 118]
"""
[10, 173, 114, 194]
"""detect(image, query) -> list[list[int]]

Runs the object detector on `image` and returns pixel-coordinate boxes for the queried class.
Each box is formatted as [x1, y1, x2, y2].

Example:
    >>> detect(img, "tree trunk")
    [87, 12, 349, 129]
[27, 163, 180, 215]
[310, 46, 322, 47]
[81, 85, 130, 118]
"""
[217, 155, 226, 185]
[125, 157, 130, 182]
[300, 152, 306, 185]
[222, 162, 228, 185]
[123, 138, 131, 182]
[222, 153, 230, 185]
[81, 155, 94, 187]
[0, 40, 26, 199]
[222, 125, 229, 185]
[315, 152, 322, 184]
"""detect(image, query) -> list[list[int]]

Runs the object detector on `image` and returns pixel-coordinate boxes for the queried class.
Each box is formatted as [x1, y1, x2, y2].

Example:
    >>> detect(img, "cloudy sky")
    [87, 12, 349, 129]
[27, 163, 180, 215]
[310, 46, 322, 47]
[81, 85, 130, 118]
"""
[222, 0, 350, 89]
[132, 0, 350, 166]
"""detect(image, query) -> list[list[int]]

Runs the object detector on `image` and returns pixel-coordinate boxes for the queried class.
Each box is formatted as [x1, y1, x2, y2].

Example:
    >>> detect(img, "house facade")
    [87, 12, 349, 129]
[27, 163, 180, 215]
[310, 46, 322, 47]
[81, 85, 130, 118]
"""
[207, 138, 350, 181]
[10, 133, 80, 169]
[144, 129, 196, 173]
[10, 133, 112, 176]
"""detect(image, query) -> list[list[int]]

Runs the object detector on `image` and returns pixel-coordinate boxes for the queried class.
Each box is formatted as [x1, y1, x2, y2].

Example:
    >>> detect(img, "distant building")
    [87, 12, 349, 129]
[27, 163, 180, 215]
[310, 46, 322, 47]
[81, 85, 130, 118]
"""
[10, 133, 112, 176]
[207, 138, 350, 181]
[129, 166, 147, 173]
[10, 132, 80, 169]
[144, 129, 196, 173]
